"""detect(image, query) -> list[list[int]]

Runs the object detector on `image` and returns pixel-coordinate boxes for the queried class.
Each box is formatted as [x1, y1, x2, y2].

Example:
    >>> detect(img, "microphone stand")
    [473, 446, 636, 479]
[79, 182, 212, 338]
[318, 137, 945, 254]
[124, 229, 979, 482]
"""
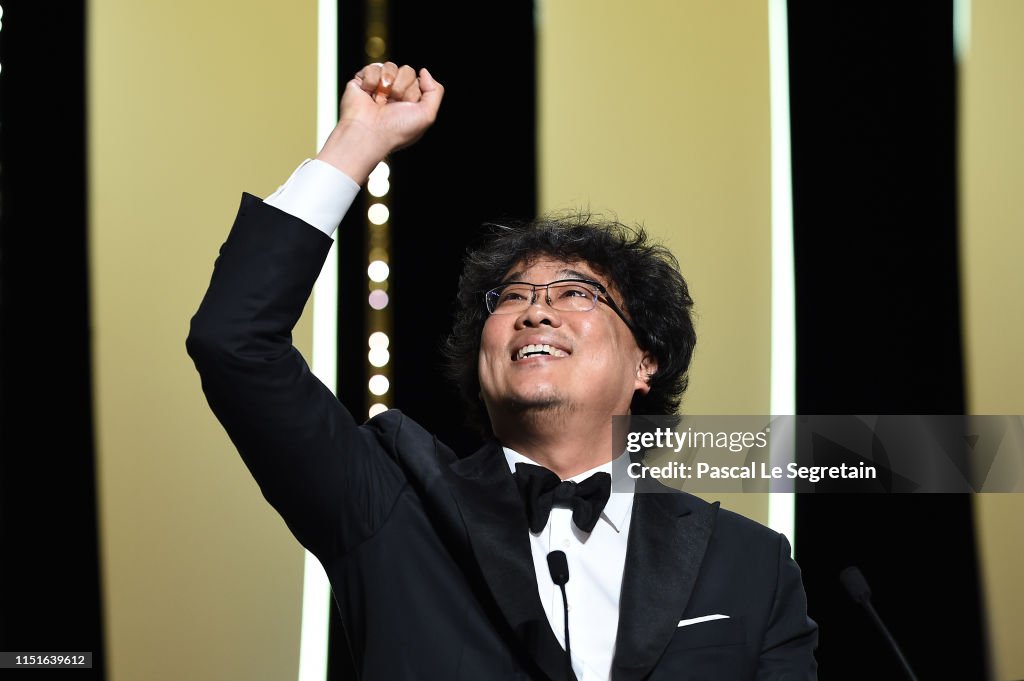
[841, 565, 921, 681]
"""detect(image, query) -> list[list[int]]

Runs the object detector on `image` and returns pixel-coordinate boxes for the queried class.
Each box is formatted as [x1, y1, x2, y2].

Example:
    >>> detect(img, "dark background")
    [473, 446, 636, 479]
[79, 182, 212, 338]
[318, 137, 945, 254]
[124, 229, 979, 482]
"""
[789, 3, 988, 680]
[0, 3, 106, 677]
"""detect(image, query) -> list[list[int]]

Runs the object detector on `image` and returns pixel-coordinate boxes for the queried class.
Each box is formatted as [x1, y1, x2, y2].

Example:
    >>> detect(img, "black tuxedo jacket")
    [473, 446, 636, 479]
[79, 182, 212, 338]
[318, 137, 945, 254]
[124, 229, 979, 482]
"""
[187, 194, 818, 681]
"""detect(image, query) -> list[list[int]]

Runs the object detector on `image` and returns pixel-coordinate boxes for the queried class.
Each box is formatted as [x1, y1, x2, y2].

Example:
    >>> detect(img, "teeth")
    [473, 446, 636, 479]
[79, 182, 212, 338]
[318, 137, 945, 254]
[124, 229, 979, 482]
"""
[515, 344, 569, 360]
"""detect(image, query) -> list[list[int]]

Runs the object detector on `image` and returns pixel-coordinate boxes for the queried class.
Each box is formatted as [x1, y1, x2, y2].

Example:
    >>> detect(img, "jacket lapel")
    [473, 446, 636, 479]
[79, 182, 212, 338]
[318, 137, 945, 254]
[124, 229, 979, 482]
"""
[611, 483, 719, 681]
[444, 441, 569, 681]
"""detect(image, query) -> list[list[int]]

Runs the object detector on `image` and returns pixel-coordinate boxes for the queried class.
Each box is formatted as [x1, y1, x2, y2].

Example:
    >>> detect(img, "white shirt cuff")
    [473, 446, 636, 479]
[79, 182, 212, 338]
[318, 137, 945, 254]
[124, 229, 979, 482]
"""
[264, 158, 361, 237]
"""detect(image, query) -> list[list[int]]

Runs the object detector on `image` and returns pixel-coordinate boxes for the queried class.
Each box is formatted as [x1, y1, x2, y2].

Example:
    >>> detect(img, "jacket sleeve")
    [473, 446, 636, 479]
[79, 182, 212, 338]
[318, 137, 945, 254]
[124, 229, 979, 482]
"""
[186, 193, 406, 565]
[757, 533, 820, 680]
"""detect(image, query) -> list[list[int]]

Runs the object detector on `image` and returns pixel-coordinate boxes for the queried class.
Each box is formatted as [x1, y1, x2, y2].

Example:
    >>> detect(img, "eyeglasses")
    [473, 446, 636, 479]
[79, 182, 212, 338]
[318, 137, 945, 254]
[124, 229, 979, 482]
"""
[484, 278, 637, 333]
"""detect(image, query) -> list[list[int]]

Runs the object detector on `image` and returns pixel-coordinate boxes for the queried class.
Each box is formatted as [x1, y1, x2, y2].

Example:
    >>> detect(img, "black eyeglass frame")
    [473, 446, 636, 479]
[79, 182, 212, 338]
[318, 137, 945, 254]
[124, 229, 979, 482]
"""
[483, 278, 638, 334]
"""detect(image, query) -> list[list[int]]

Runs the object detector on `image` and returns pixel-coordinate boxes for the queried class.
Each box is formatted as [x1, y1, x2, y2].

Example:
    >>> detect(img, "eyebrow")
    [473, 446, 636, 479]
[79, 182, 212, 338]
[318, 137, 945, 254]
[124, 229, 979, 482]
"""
[559, 268, 596, 281]
[500, 268, 601, 284]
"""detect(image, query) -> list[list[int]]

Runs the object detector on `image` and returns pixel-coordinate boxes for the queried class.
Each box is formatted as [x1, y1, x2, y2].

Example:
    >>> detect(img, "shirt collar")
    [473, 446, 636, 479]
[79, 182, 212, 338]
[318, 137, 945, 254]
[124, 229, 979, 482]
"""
[502, 447, 635, 533]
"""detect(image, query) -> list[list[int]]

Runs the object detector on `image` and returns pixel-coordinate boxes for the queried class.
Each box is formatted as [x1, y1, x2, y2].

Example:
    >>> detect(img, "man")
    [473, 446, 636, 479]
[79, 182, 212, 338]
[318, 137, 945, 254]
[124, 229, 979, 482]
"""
[187, 61, 818, 681]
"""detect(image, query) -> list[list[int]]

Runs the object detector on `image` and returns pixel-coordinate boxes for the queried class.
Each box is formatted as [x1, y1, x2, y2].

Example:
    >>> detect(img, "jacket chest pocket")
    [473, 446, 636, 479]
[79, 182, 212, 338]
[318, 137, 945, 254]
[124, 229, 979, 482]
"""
[650, 617, 749, 681]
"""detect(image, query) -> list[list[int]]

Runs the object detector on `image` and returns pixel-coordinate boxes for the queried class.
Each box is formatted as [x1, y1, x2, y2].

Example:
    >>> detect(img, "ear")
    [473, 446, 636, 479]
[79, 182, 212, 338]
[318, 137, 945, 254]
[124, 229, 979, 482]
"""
[633, 353, 658, 395]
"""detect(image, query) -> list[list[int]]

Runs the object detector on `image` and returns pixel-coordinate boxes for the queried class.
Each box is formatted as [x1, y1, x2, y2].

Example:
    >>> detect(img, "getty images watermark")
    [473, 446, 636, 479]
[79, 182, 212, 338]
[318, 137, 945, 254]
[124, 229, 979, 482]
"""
[611, 415, 1024, 493]
[625, 425, 874, 484]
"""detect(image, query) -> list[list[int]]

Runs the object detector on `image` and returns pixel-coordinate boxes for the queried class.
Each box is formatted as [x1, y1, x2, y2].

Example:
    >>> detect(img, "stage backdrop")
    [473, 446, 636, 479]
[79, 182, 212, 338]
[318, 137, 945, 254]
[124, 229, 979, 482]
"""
[538, 0, 774, 526]
[82, 0, 1024, 679]
[88, 1, 319, 679]
[962, 1, 1024, 678]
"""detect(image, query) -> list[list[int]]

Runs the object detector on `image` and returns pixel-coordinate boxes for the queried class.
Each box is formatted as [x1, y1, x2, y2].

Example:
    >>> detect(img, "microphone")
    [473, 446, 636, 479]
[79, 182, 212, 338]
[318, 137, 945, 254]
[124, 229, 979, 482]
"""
[547, 551, 573, 681]
[547, 550, 569, 586]
[840, 566, 921, 681]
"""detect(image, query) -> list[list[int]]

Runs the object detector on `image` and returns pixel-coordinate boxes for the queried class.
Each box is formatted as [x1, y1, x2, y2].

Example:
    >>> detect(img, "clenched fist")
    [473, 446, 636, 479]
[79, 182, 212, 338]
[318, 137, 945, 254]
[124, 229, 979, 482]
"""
[316, 61, 444, 185]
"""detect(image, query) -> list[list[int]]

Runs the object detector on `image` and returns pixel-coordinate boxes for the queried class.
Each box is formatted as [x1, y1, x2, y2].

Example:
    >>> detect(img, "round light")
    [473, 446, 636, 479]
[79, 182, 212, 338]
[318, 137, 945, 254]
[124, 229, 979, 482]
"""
[368, 290, 389, 310]
[368, 176, 390, 197]
[365, 36, 386, 59]
[368, 403, 388, 418]
[368, 374, 390, 396]
[369, 161, 390, 181]
[367, 203, 390, 225]
[368, 347, 390, 367]
[367, 260, 390, 282]
[368, 332, 390, 350]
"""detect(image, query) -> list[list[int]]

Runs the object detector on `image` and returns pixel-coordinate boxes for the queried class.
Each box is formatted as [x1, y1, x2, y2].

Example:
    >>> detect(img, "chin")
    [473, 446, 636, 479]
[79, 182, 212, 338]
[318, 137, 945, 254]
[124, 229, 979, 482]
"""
[485, 385, 568, 414]
[490, 395, 576, 437]
[507, 395, 565, 414]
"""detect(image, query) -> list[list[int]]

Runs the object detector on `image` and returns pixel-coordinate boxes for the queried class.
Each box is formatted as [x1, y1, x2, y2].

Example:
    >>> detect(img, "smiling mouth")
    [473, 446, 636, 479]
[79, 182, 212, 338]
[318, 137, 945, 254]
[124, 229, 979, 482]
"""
[512, 344, 571, 362]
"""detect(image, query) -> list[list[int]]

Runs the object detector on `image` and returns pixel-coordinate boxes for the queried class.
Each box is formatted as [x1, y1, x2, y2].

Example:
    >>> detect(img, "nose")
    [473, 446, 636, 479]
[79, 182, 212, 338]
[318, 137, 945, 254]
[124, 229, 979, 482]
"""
[515, 286, 563, 329]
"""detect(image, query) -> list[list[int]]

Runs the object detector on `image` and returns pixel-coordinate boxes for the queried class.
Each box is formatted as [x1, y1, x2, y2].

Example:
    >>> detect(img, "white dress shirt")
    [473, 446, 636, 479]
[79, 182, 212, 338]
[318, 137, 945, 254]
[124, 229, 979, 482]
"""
[263, 160, 636, 681]
[264, 158, 360, 236]
[504, 449, 635, 681]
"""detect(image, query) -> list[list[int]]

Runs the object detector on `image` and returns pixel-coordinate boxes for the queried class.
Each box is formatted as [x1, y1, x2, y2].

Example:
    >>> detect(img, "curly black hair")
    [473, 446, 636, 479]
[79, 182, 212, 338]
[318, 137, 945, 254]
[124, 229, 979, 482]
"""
[442, 211, 696, 436]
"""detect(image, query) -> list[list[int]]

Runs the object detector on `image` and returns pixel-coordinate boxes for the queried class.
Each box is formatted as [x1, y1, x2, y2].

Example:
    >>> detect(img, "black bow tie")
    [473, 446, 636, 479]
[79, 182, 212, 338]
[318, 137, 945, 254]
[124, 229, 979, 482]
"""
[513, 463, 612, 534]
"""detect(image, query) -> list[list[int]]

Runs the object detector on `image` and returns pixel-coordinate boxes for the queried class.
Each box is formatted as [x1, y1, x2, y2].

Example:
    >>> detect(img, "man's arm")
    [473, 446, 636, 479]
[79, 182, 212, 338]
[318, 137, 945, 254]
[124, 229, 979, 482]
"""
[185, 62, 443, 563]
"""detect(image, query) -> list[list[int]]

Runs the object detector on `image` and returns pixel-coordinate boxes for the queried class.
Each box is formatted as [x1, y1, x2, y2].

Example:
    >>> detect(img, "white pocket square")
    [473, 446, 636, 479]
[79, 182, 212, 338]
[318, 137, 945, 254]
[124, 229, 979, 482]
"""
[677, 614, 730, 627]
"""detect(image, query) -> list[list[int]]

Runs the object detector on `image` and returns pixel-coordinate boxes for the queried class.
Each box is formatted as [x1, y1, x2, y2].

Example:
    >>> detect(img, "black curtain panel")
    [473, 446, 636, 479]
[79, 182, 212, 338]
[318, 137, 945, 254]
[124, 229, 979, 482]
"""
[789, 3, 988, 680]
[0, 2, 106, 676]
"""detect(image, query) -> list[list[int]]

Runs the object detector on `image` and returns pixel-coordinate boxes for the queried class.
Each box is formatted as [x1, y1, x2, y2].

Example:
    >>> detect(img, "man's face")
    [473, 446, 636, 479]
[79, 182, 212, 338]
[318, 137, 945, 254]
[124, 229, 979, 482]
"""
[478, 257, 655, 427]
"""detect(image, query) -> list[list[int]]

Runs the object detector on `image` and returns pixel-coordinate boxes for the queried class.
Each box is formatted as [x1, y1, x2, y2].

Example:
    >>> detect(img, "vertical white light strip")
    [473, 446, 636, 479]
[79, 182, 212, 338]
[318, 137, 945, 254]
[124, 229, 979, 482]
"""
[300, 1, 338, 680]
[953, 0, 971, 64]
[767, 0, 797, 553]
